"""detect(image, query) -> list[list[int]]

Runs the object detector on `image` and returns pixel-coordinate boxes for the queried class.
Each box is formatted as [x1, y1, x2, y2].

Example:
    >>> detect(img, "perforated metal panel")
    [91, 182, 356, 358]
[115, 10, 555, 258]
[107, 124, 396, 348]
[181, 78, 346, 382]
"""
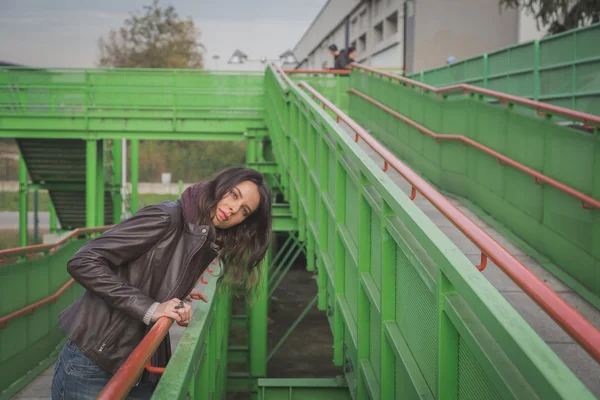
[457, 337, 502, 400]
[395, 246, 438, 397]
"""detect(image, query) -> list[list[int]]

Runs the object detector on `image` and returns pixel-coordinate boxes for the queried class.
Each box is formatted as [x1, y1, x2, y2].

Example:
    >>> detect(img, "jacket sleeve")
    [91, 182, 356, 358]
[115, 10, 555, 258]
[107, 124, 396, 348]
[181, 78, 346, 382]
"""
[67, 204, 173, 322]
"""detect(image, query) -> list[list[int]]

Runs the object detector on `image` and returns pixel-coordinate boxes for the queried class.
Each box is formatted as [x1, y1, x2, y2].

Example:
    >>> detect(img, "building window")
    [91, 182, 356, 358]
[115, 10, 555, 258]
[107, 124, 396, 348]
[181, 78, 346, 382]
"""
[374, 21, 384, 43]
[359, 34, 367, 53]
[351, 17, 358, 37]
[359, 10, 367, 30]
[374, 0, 381, 18]
[386, 11, 398, 36]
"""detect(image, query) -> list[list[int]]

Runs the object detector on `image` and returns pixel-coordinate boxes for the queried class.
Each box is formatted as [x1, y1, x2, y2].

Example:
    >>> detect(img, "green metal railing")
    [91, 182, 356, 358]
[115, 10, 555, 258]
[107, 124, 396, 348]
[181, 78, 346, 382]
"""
[349, 64, 600, 309]
[287, 70, 351, 114]
[408, 23, 600, 116]
[0, 227, 110, 399]
[265, 64, 596, 398]
[97, 263, 232, 400]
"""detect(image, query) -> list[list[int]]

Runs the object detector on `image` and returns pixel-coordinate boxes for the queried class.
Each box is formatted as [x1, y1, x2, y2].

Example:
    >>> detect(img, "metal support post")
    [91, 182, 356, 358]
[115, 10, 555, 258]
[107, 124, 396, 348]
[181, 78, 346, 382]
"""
[96, 140, 105, 227]
[250, 243, 271, 377]
[111, 139, 122, 223]
[86, 140, 97, 228]
[130, 139, 139, 213]
[49, 200, 57, 233]
[33, 190, 39, 245]
[19, 152, 28, 247]
[356, 172, 371, 399]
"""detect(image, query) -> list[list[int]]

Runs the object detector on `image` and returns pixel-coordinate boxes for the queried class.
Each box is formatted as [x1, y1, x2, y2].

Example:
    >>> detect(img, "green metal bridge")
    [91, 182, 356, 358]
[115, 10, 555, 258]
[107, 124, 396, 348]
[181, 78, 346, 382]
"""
[1, 24, 600, 400]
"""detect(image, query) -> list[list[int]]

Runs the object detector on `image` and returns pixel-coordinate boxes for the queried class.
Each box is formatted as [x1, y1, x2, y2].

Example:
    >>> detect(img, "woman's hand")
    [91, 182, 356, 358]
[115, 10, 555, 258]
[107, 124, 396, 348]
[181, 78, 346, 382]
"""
[151, 298, 192, 322]
[184, 288, 209, 303]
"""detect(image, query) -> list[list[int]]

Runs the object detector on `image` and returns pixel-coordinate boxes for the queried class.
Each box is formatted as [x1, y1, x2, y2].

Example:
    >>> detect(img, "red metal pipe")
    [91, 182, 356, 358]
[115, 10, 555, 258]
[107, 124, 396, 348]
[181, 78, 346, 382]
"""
[351, 63, 600, 126]
[0, 279, 74, 328]
[145, 362, 165, 374]
[283, 69, 350, 75]
[295, 79, 600, 365]
[98, 318, 173, 400]
[0, 225, 112, 258]
[0, 226, 112, 329]
[347, 88, 600, 210]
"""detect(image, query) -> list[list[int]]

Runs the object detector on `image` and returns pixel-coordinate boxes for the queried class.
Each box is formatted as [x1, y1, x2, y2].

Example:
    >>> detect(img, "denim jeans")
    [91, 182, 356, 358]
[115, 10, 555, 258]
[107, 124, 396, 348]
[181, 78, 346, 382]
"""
[51, 339, 154, 400]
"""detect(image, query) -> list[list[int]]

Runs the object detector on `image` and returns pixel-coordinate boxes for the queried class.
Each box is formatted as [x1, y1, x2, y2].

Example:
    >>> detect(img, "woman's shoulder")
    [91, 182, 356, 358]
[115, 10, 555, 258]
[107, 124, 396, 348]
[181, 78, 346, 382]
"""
[136, 200, 184, 227]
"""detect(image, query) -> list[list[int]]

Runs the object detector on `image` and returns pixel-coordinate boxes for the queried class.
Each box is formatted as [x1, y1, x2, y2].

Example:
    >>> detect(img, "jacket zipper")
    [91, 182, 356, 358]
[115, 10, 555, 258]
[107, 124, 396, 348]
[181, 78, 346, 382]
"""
[98, 315, 127, 353]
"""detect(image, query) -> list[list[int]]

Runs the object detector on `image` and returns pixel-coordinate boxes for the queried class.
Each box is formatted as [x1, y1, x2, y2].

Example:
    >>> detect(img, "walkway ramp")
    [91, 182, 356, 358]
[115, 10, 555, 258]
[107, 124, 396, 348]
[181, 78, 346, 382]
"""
[345, 121, 600, 396]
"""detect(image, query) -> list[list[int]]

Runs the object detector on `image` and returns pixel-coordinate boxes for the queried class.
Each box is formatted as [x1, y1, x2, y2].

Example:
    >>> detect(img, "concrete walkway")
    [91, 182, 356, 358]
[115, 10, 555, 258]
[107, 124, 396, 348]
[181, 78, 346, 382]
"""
[346, 124, 600, 397]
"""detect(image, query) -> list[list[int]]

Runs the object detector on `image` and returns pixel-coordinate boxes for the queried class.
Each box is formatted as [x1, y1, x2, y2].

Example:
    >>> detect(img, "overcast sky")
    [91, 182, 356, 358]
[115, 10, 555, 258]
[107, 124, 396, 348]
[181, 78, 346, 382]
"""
[0, 0, 326, 70]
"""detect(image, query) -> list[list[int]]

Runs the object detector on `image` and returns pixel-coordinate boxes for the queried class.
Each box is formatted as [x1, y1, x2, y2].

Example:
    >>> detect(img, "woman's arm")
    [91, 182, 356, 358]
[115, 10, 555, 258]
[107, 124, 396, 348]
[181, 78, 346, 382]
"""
[67, 204, 173, 322]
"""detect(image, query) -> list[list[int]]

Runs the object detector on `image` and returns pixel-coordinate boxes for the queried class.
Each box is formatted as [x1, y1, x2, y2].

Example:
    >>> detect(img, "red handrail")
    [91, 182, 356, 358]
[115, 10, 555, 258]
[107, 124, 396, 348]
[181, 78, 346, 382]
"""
[0, 226, 111, 329]
[97, 318, 173, 400]
[0, 225, 113, 258]
[284, 69, 350, 75]
[351, 63, 600, 127]
[272, 66, 600, 364]
[348, 88, 600, 210]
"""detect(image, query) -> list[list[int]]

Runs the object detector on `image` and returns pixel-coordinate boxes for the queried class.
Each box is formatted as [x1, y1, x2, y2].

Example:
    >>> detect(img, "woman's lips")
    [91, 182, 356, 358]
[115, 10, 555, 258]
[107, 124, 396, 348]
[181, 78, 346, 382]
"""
[219, 209, 228, 222]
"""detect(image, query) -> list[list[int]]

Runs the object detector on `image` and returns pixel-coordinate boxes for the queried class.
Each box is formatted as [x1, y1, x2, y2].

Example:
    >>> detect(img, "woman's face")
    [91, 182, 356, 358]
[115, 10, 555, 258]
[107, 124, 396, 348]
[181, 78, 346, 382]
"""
[212, 180, 261, 229]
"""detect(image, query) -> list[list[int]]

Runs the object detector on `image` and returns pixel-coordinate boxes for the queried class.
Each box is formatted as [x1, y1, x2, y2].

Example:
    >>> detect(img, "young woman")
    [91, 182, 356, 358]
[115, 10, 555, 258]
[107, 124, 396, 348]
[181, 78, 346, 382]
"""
[51, 167, 272, 400]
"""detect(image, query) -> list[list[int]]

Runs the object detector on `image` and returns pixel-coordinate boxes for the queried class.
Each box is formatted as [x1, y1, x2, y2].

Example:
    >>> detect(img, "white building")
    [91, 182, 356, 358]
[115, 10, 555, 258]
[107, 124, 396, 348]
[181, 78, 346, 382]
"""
[292, 0, 547, 73]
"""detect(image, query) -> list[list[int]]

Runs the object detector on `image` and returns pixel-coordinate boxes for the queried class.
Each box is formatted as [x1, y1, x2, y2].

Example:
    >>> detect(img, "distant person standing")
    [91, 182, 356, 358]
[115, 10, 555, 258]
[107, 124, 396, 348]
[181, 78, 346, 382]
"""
[328, 44, 346, 70]
[342, 46, 357, 69]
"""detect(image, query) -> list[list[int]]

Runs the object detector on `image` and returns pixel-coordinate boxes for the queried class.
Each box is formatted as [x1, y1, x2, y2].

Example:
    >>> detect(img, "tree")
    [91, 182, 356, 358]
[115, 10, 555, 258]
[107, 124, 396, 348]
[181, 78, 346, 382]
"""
[500, 0, 600, 34]
[98, 0, 204, 68]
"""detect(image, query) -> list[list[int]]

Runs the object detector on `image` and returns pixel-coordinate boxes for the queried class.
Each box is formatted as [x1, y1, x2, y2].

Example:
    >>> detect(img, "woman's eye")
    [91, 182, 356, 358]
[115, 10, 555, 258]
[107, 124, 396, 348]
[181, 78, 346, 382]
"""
[231, 191, 237, 199]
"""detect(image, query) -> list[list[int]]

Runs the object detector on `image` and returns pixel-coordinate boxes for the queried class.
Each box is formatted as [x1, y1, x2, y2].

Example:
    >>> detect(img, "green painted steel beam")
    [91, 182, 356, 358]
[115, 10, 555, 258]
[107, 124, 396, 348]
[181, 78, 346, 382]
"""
[19, 153, 28, 247]
[245, 162, 279, 174]
[0, 117, 265, 134]
[111, 139, 122, 224]
[85, 140, 97, 228]
[130, 139, 139, 214]
[49, 200, 57, 233]
[228, 345, 249, 363]
[249, 244, 270, 378]
[0, 130, 256, 141]
[256, 378, 351, 400]
[95, 141, 105, 226]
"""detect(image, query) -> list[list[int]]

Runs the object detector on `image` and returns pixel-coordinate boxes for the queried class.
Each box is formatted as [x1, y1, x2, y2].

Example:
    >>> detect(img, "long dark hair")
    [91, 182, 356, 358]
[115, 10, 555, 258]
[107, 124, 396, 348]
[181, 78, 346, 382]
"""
[197, 167, 272, 298]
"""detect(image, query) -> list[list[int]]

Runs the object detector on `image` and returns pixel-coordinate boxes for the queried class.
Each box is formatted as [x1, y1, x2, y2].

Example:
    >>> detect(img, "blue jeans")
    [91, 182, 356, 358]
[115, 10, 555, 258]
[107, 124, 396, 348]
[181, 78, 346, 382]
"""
[51, 339, 154, 400]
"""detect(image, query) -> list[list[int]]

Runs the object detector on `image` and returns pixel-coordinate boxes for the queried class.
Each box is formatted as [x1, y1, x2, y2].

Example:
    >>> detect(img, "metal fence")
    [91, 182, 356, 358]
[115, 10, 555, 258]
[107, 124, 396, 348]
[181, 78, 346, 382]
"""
[265, 65, 595, 399]
[408, 23, 600, 116]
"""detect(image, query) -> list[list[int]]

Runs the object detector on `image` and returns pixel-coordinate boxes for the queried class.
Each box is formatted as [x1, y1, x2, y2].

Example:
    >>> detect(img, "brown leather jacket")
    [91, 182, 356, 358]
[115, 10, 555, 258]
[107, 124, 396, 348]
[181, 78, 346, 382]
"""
[58, 199, 217, 377]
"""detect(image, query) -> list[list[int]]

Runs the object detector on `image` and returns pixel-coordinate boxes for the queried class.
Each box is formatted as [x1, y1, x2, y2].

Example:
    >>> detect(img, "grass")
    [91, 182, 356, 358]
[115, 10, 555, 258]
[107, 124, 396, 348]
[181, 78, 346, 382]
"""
[0, 192, 180, 212]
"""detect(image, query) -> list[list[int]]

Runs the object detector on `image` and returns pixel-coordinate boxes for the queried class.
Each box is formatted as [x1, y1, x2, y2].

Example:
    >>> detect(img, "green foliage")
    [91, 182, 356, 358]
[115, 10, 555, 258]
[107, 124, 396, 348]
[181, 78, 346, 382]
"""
[98, 0, 204, 68]
[500, 0, 600, 34]
[137, 141, 246, 182]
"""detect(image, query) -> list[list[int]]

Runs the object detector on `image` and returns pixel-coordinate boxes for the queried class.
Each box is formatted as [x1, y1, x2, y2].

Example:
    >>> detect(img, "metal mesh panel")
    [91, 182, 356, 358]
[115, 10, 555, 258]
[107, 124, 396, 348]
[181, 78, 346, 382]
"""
[346, 176, 359, 246]
[345, 249, 359, 323]
[540, 36, 574, 68]
[369, 303, 381, 382]
[457, 337, 502, 400]
[328, 148, 336, 201]
[328, 211, 336, 265]
[370, 210, 382, 290]
[395, 246, 438, 397]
